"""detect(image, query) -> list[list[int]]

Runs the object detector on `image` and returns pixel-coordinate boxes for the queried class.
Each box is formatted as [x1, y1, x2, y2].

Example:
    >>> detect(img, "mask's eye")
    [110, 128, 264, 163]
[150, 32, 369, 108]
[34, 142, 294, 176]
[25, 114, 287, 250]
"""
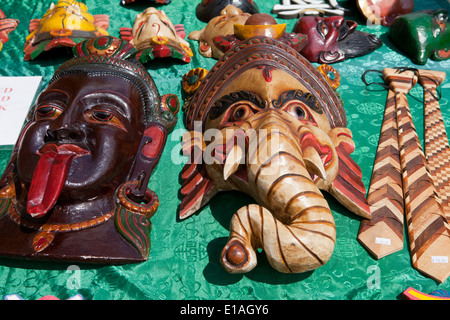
[92, 110, 113, 122]
[232, 106, 249, 121]
[284, 102, 317, 125]
[220, 104, 255, 127]
[437, 20, 446, 31]
[84, 109, 127, 132]
[230, 105, 254, 121]
[35, 105, 62, 120]
[293, 106, 305, 119]
[286, 103, 307, 119]
[317, 21, 328, 37]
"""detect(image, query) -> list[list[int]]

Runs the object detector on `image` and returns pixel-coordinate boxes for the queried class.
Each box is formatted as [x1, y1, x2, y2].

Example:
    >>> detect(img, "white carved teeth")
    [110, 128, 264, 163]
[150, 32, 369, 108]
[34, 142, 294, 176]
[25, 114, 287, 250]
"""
[223, 144, 245, 181]
[302, 146, 327, 181]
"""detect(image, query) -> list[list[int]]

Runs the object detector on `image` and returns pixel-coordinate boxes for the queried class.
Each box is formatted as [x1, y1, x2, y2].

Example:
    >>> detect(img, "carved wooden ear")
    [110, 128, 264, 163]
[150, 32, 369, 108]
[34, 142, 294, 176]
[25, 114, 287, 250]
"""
[318, 50, 345, 64]
[188, 29, 203, 41]
[174, 24, 186, 39]
[329, 127, 355, 154]
[345, 20, 358, 34]
[119, 27, 133, 42]
[128, 123, 167, 201]
[28, 19, 40, 33]
[0, 159, 15, 190]
[93, 14, 109, 31]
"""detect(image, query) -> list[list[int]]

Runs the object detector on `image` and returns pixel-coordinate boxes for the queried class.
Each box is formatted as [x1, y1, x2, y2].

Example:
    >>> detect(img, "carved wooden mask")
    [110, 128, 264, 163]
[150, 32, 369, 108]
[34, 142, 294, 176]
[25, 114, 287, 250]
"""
[0, 36, 179, 263]
[195, 0, 259, 23]
[389, 9, 450, 65]
[292, 16, 382, 64]
[180, 35, 370, 274]
[189, 5, 251, 59]
[24, 0, 109, 61]
[120, 7, 193, 63]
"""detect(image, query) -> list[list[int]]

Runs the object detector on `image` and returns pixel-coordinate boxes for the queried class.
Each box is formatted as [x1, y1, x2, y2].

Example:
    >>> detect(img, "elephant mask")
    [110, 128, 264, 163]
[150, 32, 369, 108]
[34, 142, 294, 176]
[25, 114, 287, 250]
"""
[179, 36, 370, 274]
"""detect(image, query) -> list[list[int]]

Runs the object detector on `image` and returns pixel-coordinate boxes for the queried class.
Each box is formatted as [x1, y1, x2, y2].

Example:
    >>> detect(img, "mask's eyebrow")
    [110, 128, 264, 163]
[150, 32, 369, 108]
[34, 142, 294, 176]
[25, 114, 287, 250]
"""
[272, 89, 323, 114]
[208, 91, 267, 120]
[36, 89, 70, 107]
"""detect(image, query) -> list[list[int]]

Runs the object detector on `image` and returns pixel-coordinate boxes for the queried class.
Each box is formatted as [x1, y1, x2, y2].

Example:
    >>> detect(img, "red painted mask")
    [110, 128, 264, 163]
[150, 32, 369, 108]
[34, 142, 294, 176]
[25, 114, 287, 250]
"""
[293, 16, 382, 63]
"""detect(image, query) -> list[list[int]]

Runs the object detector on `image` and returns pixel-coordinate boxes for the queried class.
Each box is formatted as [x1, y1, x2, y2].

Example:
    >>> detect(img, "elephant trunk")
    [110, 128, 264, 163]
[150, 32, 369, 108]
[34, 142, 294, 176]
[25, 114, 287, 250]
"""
[220, 110, 337, 273]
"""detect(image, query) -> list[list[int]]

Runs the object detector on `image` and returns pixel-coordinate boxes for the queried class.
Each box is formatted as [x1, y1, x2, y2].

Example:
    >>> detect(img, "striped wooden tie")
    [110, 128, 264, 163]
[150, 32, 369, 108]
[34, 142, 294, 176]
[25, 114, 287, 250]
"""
[358, 89, 404, 259]
[383, 68, 450, 283]
[419, 69, 450, 224]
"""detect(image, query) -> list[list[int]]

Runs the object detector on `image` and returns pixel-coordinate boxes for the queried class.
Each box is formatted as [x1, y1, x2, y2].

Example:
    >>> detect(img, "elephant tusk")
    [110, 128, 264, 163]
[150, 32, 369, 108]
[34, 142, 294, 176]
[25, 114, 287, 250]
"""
[302, 146, 327, 181]
[223, 144, 245, 180]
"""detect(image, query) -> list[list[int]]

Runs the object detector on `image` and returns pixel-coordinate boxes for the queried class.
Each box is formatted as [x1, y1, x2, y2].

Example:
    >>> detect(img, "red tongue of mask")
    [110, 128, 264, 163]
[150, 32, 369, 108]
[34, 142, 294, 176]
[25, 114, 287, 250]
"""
[27, 144, 89, 218]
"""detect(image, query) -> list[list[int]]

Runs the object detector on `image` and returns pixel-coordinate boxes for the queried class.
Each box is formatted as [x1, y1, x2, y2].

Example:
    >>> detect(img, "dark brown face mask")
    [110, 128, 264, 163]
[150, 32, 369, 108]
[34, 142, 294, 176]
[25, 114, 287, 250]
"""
[0, 36, 179, 264]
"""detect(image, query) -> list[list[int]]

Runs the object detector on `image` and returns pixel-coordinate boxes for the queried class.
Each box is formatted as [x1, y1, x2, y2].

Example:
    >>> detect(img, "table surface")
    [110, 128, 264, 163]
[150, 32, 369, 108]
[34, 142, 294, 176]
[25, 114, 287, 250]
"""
[0, 0, 449, 301]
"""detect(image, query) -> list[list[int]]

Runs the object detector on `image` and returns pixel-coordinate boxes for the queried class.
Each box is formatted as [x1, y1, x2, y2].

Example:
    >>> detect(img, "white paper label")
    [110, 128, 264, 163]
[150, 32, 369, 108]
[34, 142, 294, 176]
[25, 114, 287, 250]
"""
[0, 76, 42, 146]
[375, 237, 391, 245]
[431, 256, 448, 264]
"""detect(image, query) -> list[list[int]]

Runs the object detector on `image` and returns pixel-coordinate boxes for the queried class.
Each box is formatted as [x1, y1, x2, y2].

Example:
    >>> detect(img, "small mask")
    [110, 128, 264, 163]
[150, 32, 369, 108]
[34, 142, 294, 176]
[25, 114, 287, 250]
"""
[389, 9, 450, 65]
[180, 35, 370, 274]
[120, 7, 193, 63]
[357, 0, 414, 26]
[24, 0, 109, 61]
[0, 9, 19, 52]
[195, 0, 259, 23]
[292, 15, 382, 64]
[121, 0, 171, 5]
[212, 13, 306, 53]
[0, 36, 180, 263]
[189, 5, 252, 59]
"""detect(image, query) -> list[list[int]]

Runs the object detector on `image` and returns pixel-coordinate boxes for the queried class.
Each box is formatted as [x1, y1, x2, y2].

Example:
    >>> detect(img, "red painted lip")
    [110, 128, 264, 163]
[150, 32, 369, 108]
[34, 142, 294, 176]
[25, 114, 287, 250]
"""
[300, 132, 332, 166]
[38, 143, 90, 157]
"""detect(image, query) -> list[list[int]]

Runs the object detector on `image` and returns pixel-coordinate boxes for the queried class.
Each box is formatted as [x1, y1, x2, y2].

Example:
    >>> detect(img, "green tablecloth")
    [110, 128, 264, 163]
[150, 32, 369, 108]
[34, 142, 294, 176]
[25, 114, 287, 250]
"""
[0, 0, 449, 301]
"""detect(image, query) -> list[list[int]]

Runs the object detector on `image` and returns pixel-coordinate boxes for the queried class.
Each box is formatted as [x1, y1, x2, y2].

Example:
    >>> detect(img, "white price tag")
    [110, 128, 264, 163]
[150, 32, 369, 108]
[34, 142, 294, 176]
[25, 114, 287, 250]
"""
[431, 256, 448, 264]
[375, 237, 391, 245]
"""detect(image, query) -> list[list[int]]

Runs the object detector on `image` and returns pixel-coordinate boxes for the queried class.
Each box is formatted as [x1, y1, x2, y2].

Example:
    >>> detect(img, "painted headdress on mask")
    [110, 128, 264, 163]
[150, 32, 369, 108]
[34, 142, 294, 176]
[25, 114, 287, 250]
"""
[184, 36, 346, 130]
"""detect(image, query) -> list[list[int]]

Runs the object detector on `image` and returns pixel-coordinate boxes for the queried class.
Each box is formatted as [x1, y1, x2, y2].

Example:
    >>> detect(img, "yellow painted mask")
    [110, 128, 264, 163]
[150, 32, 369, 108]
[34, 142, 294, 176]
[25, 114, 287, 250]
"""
[24, 0, 109, 61]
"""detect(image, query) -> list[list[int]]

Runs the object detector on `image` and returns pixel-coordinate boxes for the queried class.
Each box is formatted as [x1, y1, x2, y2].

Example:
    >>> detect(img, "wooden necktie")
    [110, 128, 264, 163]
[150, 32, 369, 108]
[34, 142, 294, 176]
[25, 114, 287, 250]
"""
[419, 69, 450, 224]
[358, 88, 404, 259]
[383, 68, 450, 283]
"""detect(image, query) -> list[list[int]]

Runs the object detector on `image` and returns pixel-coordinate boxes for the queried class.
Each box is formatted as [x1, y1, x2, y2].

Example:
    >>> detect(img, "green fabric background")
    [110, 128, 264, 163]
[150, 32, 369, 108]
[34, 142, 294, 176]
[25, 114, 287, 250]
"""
[0, 0, 449, 300]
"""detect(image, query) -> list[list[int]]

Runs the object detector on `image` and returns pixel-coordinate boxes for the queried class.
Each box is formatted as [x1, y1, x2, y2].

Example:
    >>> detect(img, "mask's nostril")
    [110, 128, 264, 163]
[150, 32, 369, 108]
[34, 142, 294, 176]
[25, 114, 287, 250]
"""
[44, 129, 55, 143]
[68, 132, 78, 141]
